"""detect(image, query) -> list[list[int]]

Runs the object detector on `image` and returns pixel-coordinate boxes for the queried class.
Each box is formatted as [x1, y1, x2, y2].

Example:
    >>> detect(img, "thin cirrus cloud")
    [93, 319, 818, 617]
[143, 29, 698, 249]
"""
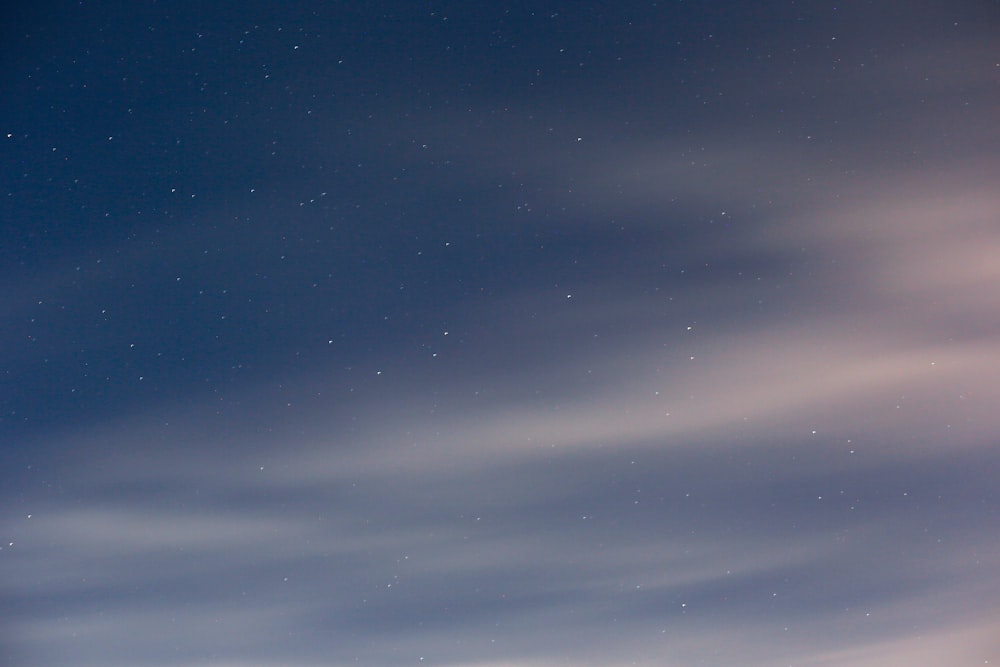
[4, 18, 1000, 667]
[7, 175, 1000, 667]
[8, 131, 1000, 667]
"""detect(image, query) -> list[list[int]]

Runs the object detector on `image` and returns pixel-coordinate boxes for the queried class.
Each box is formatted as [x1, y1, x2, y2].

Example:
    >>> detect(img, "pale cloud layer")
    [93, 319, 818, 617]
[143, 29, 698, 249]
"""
[3, 6, 999, 667]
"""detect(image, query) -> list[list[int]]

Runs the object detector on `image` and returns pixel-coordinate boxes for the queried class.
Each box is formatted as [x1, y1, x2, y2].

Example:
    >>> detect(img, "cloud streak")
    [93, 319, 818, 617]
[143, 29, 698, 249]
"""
[3, 5, 999, 667]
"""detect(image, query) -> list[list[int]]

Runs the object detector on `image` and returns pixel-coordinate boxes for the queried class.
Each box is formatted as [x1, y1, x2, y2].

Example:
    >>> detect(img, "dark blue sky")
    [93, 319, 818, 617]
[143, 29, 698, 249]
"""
[3, 2, 1000, 666]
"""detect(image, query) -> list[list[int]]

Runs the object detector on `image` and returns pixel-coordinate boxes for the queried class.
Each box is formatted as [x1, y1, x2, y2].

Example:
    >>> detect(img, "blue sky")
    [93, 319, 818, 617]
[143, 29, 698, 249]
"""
[3, 2, 999, 665]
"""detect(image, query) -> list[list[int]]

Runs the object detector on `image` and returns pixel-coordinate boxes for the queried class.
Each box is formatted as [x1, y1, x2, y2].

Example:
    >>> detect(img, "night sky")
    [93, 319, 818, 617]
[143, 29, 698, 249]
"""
[3, 1, 1000, 665]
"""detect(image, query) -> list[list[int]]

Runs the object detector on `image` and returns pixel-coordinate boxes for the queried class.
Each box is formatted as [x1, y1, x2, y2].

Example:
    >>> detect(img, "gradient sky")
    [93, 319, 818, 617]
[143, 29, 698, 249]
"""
[3, 2, 1000, 666]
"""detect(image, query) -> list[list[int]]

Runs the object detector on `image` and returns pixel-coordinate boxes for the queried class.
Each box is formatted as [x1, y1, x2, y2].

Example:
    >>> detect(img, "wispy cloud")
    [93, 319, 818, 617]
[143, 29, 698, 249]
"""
[3, 9, 999, 667]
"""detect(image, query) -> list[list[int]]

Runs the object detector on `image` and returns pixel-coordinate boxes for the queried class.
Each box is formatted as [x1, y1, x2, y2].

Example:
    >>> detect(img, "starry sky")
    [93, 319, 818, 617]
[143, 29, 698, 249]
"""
[2, 1, 1000, 666]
